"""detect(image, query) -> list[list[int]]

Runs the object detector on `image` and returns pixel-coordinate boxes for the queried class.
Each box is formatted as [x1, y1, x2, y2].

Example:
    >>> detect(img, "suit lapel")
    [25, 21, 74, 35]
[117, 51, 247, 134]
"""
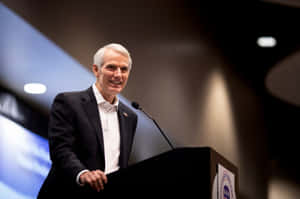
[118, 102, 131, 168]
[81, 87, 105, 157]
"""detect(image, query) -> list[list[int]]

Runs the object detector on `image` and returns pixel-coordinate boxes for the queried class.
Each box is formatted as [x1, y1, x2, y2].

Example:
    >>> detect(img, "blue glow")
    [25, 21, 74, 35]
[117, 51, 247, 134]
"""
[0, 114, 51, 198]
[0, 2, 95, 110]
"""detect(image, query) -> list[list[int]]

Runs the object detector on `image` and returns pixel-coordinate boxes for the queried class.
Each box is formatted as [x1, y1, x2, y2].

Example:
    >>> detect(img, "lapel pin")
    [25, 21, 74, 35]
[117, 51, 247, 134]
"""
[123, 112, 128, 117]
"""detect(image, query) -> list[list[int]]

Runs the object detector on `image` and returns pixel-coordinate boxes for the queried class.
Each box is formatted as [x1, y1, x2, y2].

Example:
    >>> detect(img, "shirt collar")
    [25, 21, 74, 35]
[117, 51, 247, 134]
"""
[92, 83, 119, 107]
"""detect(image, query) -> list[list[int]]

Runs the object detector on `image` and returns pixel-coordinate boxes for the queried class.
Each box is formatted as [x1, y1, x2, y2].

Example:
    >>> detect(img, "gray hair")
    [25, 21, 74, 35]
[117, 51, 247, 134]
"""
[93, 43, 132, 70]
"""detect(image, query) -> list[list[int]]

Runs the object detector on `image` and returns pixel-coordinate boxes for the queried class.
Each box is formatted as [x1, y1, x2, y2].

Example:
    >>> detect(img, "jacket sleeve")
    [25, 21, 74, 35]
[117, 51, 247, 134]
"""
[48, 93, 86, 183]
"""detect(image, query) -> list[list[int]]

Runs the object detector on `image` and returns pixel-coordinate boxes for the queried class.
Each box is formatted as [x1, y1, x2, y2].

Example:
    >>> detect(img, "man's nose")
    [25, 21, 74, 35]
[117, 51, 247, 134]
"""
[113, 68, 122, 77]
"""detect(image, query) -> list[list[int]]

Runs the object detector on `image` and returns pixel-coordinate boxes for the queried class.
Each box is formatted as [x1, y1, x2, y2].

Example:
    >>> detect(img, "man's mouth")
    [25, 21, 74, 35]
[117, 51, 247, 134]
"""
[109, 80, 122, 86]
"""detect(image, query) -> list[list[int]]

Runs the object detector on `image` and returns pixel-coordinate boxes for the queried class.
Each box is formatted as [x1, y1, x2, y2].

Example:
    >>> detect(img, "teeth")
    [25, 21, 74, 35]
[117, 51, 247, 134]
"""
[110, 80, 121, 84]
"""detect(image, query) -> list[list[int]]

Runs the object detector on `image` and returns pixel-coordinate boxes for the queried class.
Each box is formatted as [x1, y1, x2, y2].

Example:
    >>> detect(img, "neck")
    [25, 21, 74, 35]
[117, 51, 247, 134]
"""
[103, 94, 115, 104]
[95, 83, 115, 104]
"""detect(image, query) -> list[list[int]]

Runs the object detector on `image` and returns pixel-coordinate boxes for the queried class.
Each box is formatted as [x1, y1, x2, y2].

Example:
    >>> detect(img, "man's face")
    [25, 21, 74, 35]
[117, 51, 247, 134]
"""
[93, 49, 130, 101]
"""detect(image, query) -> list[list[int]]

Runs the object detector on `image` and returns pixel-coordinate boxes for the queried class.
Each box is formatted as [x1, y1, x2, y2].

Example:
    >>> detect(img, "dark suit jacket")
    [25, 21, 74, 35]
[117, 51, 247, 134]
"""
[37, 87, 137, 198]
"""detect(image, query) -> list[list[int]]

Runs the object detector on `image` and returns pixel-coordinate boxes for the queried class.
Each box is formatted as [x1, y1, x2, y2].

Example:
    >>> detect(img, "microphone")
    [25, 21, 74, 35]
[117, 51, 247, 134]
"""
[131, 101, 175, 150]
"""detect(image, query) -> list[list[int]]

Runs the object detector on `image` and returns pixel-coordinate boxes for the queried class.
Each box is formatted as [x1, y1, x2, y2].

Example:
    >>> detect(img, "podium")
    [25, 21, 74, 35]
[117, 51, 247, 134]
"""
[100, 147, 238, 198]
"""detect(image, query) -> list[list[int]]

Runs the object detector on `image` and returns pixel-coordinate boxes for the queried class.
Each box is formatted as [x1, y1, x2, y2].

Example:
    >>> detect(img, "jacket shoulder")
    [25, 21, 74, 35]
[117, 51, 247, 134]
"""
[56, 89, 87, 99]
[54, 87, 92, 102]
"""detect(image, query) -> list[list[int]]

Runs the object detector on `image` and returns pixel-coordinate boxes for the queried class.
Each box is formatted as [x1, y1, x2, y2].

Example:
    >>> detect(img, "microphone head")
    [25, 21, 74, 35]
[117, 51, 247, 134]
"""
[131, 101, 140, 109]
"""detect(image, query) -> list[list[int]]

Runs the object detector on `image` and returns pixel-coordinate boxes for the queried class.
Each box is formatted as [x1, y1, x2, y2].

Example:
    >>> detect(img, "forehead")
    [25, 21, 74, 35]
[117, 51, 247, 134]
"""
[102, 49, 129, 66]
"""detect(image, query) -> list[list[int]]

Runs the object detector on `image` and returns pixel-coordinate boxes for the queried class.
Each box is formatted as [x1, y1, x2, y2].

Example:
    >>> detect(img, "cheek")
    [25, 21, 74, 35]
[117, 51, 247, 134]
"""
[100, 73, 110, 81]
[99, 75, 108, 87]
[122, 74, 129, 81]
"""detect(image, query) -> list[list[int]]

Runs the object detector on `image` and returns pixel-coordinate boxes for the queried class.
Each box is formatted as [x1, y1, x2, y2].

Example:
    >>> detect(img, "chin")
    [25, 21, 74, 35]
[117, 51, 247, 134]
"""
[109, 88, 122, 95]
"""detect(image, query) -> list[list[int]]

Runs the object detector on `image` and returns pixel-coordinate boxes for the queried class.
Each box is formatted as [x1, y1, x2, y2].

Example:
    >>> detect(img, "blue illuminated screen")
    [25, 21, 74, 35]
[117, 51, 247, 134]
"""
[0, 114, 51, 199]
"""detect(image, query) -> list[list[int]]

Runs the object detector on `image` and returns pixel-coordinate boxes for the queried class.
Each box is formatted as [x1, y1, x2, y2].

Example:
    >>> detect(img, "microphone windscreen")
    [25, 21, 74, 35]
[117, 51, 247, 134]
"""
[131, 101, 140, 109]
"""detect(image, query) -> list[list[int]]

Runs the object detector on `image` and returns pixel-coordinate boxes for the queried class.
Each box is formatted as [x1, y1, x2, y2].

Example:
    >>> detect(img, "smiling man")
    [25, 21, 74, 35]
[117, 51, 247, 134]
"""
[38, 43, 138, 198]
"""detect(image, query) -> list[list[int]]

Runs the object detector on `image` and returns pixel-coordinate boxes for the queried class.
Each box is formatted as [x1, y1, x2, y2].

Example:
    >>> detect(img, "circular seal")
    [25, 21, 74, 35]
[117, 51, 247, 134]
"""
[221, 170, 235, 199]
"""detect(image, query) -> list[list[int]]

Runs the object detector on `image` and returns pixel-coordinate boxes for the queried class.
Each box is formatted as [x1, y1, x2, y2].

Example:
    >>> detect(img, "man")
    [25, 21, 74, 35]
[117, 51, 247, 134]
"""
[38, 43, 137, 198]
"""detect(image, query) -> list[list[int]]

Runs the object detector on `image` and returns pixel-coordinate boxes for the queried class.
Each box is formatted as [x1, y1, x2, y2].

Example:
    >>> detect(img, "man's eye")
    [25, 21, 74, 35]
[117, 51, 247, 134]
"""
[106, 65, 116, 70]
[121, 67, 128, 72]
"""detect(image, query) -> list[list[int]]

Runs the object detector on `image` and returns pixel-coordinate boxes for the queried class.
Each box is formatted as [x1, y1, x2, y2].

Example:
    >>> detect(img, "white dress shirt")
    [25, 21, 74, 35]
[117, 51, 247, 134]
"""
[92, 83, 121, 174]
[76, 84, 121, 185]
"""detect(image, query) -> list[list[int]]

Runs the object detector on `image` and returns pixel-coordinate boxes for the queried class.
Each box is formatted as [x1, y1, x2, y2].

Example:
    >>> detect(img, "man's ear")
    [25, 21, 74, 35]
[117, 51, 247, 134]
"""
[92, 64, 100, 77]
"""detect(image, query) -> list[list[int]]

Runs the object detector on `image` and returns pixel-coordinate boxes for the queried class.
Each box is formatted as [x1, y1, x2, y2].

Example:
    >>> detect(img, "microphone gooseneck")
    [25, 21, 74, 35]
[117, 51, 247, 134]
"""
[131, 101, 175, 150]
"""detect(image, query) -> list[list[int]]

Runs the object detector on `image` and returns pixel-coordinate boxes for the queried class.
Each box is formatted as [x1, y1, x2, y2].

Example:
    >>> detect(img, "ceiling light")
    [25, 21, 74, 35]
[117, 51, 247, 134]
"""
[257, 36, 277, 48]
[24, 83, 47, 94]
